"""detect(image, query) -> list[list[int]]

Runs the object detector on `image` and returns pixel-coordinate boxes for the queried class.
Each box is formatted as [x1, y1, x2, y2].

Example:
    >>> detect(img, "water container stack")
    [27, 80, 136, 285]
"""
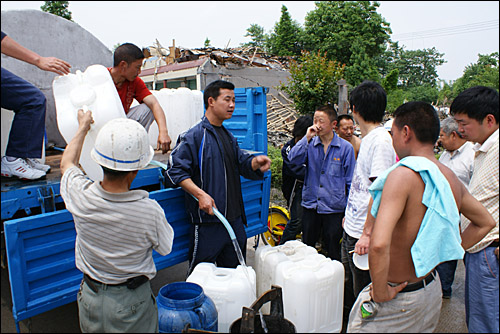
[147, 87, 204, 147]
[52, 64, 125, 181]
[255, 240, 345, 333]
[187, 262, 257, 333]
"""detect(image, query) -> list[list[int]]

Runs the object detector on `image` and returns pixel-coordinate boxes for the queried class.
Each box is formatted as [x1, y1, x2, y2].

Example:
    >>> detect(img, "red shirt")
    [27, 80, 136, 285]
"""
[108, 67, 151, 114]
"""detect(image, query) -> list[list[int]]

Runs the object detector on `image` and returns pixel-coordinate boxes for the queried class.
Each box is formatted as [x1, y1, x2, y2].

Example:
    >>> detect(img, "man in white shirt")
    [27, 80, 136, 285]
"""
[435, 116, 475, 299]
[450, 86, 499, 333]
[438, 117, 475, 187]
[341, 81, 397, 327]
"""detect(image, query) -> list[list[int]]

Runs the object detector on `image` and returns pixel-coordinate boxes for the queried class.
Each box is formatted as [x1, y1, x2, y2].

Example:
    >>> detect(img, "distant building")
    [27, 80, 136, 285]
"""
[138, 45, 291, 101]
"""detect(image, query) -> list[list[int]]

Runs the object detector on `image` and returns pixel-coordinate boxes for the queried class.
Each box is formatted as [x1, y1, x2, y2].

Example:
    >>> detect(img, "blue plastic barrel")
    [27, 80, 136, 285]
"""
[157, 281, 218, 333]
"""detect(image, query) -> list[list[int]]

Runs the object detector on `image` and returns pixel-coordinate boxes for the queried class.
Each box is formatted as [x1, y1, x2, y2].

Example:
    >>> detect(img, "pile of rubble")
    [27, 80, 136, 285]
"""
[267, 93, 298, 147]
[144, 39, 295, 71]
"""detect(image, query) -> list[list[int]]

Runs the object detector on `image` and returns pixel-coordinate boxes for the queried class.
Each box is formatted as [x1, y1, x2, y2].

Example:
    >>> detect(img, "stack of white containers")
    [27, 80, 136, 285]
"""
[255, 240, 345, 333]
[146, 87, 204, 147]
[186, 263, 256, 333]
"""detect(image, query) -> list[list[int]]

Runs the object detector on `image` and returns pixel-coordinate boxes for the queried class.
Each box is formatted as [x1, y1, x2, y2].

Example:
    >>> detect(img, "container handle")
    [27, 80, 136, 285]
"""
[250, 285, 285, 318]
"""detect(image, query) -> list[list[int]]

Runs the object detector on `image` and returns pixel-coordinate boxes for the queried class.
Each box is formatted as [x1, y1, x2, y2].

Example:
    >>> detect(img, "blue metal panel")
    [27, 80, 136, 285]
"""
[4, 173, 270, 324]
[223, 87, 268, 154]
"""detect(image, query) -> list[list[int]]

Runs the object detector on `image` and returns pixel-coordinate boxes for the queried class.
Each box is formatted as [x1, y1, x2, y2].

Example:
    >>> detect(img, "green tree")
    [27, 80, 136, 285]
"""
[204, 38, 211, 48]
[452, 52, 499, 95]
[386, 89, 407, 114]
[406, 85, 439, 104]
[278, 51, 345, 116]
[268, 144, 283, 189]
[267, 5, 303, 56]
[396, 48, 446, 88]
[303, 1, 391, 66]
[241, 24, 268, 50]
[344, 39, 381, 86]
[382, 69, 399, 94]
[41, 1, 72, 21]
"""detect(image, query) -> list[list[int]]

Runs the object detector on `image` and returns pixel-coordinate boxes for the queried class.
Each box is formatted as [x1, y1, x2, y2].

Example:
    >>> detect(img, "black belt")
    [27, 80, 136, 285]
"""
[83, 274, 149, 293]
[488, 241, 499, 248]
[399, 270, 436, 293]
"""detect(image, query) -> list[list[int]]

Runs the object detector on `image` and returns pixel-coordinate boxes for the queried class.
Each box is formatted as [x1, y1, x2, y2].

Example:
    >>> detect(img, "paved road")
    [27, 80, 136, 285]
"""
[1, 236, 468, 333]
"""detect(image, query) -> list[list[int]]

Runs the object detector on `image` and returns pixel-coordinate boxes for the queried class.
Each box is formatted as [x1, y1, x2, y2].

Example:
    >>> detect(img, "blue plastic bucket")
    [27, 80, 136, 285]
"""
[157, 281, 218, 333]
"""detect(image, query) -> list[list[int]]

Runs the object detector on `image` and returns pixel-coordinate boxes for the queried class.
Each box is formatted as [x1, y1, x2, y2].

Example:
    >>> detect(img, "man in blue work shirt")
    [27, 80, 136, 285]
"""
[288, 105, 356, 261]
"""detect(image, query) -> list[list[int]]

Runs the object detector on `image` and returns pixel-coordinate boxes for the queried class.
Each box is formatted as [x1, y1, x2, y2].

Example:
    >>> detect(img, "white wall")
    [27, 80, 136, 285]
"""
[1, 10, 113, 147]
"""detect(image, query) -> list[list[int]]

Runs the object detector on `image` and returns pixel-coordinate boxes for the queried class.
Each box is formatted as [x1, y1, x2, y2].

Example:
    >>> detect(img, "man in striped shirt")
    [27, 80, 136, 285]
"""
[451, 86, 499, 334]
[60, 110, 174, 333]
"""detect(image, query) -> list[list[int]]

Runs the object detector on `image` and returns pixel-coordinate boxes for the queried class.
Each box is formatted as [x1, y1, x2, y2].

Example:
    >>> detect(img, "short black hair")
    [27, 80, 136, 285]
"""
[113, 43, 144, 67]
[337, 114, 355, 125]
[292, 115, 313, 138]
[315, 104, 337, 122]
[101, 166, 132, 180]
[349, 81, 387, 123]
[203, 80, 235, 109]
[450, 86, 499, 124]
[393, 101, 440, 145]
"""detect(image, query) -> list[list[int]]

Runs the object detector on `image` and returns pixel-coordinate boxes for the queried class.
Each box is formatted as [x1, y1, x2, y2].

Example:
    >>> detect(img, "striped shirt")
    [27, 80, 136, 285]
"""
[461, 129, 499, 253]
[60, 166, 174, 284]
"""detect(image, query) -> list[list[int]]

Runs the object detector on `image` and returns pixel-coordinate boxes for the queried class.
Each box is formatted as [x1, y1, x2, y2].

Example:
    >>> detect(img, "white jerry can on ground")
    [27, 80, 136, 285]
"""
[52, 64, 125, 181]
[255, 240, 318, 311]
[255, 240, 344, 333]
[275, 253, 345, 333]
[187, 262, 256, 333]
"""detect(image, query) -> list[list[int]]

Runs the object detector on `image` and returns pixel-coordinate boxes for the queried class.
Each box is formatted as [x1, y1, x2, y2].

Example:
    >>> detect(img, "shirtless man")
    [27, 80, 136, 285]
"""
[335, 114, 361, 159]
[348, 101, 495, 333]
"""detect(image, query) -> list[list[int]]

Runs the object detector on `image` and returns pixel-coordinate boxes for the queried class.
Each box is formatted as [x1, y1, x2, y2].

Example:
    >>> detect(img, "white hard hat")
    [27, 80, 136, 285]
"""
[91, 118, 154, 171]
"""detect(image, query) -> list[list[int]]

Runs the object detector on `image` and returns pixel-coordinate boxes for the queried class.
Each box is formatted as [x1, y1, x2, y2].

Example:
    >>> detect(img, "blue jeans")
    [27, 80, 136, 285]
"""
[279, 183, 303, 245]
[464, 248, 499, 333]
[1, 67, 46, 158]
[436, 260, 458, 297]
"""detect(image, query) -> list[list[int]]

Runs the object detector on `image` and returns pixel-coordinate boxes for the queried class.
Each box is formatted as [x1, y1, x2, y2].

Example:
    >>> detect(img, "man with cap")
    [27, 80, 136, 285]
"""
[60, 110, 174, 333]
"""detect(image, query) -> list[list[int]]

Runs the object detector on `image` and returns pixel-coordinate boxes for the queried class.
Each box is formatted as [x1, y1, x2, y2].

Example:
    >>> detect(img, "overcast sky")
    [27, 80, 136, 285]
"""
[1, 1, 498, 82]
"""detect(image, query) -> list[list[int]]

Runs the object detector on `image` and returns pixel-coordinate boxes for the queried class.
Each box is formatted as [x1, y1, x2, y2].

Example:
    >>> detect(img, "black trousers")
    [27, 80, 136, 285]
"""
[302, 207, 344, 261]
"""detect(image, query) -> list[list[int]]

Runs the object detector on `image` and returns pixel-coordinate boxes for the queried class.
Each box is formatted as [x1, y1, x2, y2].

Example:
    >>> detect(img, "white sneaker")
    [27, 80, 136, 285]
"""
[26, 158, 51, 173]
[1, 157, 46, 180]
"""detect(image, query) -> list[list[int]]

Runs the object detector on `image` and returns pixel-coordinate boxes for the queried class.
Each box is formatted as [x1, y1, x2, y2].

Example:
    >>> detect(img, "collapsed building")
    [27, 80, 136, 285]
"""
[139, 39, 301, 145]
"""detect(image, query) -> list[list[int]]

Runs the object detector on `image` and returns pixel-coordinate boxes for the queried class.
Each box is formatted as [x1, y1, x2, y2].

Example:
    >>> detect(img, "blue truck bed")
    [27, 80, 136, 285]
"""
[1, 87, 271, 330]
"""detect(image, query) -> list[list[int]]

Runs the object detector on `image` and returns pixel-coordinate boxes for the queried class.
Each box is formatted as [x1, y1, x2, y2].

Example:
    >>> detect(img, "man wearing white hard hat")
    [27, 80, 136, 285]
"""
[60, 110, 174, 333]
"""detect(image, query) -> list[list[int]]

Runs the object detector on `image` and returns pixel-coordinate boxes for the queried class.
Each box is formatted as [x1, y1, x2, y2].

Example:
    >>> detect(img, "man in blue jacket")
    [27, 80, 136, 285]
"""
[288, 105, 356, 261]
[165, 80, 271, 275]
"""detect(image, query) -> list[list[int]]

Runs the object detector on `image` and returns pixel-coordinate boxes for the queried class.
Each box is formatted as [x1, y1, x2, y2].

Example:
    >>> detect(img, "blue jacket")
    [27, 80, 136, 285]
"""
[165, 117, 264, 224]
[288, 132, 356, 214]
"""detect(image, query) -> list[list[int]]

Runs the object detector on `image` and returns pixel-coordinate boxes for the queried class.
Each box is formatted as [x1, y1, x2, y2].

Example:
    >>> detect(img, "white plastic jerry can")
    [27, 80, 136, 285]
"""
[147, 87, 204, 148]
[275, 253, 345, 333]
[255, 240, 318, 309]
[52, 64, 125, 181]
[186, 262, 256, 333]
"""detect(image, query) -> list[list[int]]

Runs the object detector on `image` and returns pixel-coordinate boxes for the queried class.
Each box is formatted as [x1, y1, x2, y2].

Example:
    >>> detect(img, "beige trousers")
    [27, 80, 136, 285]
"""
[347, 273, 442, 333]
